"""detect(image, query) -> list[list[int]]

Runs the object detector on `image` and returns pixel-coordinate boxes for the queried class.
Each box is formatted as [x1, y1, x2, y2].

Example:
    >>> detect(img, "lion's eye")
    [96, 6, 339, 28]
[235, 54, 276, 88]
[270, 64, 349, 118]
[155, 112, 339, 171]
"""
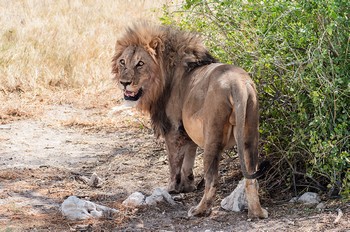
[137, 61, 144, 67]
[119, 59, 125, 65]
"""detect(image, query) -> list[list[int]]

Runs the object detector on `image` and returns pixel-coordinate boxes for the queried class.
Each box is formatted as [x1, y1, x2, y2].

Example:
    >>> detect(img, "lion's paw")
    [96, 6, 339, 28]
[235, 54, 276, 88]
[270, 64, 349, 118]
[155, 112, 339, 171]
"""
[260, 208, 269, 218]
[187, 206, 211, 217]
[248, 208, 268, 219]
[182, 184, 196, 193]
[168, 181, 196, 194]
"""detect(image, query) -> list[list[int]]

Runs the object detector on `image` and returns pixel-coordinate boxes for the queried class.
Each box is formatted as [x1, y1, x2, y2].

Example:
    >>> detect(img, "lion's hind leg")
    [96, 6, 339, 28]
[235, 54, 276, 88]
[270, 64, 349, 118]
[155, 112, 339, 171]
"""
[245, 179, 268, 219]
[188, 143, 222, 217]
[187, 116, 226, 217]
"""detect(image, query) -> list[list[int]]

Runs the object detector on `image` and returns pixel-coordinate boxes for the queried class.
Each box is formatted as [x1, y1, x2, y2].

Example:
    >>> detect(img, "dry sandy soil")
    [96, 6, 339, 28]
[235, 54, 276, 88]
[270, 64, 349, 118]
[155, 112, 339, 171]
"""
[0, 104, 349, 231]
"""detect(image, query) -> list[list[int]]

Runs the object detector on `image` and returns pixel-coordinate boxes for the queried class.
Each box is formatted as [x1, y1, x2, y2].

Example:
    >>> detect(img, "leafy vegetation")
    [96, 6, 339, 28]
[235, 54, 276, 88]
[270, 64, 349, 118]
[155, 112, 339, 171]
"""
[162, 0, 350, 199]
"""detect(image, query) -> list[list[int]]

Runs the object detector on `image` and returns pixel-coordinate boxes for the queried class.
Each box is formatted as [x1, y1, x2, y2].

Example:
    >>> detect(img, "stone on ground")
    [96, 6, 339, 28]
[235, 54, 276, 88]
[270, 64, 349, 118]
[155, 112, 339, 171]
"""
[123, 188, 176, 207]
[61, 196, 118, 220]
[122, 192, 146, 206]
[145, 188, 176, 205]
[289, 192, 321, 205]
[297, 192, 321, 204]
[221, 179, 248, 212]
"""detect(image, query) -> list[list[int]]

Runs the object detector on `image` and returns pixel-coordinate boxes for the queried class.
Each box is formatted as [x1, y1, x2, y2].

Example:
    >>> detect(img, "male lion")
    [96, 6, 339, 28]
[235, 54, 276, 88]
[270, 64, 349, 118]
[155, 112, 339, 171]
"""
[112, 23, 268, 219]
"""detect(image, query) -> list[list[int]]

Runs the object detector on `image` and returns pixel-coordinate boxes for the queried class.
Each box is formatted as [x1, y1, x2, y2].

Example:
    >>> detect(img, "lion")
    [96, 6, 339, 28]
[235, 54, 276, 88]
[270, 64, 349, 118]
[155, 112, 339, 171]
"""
[111, 22, 268, 219]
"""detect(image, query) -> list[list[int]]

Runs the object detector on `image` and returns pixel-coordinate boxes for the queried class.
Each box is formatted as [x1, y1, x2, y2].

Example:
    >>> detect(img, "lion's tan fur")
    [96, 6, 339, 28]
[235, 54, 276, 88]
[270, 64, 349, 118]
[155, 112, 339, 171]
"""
[112, 23, 268, 218]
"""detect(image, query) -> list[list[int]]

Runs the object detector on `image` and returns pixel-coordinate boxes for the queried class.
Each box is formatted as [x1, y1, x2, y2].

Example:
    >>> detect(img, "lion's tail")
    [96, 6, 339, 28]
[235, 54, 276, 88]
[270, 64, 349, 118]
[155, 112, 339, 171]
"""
[234, 82, 267, 179]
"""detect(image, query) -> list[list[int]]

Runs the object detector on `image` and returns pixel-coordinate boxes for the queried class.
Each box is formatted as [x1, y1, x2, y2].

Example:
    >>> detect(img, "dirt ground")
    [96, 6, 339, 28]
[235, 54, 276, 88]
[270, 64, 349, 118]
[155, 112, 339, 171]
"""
[0, 103, 349, 231]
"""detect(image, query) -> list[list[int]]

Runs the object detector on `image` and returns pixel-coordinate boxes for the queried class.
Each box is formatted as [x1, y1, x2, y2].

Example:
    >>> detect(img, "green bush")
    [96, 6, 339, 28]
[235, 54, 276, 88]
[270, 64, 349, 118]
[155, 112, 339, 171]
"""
[162, 0, 350, 199]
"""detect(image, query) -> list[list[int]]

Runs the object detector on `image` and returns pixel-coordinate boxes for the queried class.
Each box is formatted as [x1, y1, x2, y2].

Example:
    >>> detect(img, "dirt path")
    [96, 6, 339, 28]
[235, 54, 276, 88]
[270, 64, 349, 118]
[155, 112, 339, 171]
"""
[0, 104, 349, 231]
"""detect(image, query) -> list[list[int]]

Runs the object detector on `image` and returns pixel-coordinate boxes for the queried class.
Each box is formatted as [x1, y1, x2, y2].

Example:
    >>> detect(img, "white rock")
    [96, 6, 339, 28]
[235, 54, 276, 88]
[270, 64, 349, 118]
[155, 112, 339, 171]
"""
[145, 188, 176, 205]
[297, 192, 320, 204]
[78, 172, 103, 188]
[221, 179, 248, 212]
[145, 189, 164, 205]
[88, 173, 103, 187]
[108, 102, 137, 116]
[316, 202, 325, 210]
[61, 196, 118, 220]
[124, 188, 176, 207]
[122, 192, 146, 206]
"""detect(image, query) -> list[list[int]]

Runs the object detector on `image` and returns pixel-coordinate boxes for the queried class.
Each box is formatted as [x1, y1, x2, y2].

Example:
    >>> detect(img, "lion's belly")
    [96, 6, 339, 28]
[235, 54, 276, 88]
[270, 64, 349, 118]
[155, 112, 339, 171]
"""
[183, 115, 205, 148]
[183, 116, 237, 149]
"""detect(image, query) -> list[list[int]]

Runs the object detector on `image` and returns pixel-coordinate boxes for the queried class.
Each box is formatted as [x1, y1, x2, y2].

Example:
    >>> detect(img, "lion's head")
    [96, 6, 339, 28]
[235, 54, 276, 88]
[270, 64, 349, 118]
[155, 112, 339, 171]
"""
[112, 45, 159, 101]
[111, 23, 166, 112]
[112, 23, 216, 113]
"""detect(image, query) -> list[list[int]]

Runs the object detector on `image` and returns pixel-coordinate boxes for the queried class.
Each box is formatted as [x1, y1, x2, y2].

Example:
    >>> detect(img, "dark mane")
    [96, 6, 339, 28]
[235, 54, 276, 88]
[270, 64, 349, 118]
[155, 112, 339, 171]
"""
[185, 51, 217, 72]
[150, 80, 172, 138]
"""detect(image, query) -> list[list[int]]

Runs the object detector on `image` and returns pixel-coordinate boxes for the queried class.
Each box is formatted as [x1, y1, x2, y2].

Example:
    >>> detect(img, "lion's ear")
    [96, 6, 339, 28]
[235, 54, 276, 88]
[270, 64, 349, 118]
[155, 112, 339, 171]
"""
[150, 38, 159, 50]
[146, 37, 163, 62]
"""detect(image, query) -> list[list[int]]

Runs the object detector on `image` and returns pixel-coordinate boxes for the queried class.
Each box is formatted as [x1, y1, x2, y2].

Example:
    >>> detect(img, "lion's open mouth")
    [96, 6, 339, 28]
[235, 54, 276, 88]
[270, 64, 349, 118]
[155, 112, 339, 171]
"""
[124, 88, 143, 101]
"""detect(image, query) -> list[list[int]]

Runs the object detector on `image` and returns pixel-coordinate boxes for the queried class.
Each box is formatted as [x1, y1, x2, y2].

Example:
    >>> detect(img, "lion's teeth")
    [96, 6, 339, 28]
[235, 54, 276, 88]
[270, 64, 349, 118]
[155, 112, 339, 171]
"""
[125, 90, 137, 96]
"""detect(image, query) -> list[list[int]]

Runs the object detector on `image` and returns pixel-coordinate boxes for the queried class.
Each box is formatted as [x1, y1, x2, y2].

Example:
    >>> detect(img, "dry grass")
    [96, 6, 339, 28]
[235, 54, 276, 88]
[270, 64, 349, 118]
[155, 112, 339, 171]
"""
[0, 0, 168, 120]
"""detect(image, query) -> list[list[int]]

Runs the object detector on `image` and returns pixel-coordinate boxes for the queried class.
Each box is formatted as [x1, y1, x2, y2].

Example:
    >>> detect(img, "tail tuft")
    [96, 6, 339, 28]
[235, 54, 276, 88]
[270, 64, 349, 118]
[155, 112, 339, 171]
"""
[244, 160, 270, 179]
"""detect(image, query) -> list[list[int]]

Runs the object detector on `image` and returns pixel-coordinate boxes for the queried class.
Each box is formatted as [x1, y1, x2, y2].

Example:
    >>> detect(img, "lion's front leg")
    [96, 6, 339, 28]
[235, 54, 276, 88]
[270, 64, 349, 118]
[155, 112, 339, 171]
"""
[165, 130, 197, 193]
[179, 142, 197, 192]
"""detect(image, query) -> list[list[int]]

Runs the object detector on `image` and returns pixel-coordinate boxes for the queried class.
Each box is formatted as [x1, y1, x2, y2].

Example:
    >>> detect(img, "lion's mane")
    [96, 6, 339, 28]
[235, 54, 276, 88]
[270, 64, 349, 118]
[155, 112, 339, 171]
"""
[112, 23, 217, 137]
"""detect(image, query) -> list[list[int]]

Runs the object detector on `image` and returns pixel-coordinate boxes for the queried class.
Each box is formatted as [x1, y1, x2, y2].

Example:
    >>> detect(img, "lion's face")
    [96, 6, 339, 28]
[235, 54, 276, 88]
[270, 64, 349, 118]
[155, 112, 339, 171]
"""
[113, 45, 159, 102]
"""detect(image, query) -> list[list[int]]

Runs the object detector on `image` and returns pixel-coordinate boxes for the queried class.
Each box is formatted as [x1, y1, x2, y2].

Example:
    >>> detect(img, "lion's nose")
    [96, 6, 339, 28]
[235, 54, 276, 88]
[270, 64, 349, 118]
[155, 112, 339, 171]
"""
[120, 81, 132, 89]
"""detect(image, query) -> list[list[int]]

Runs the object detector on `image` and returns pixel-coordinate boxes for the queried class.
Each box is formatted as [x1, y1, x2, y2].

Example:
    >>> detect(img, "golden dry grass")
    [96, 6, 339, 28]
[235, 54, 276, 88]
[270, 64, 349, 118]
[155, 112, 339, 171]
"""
[0, 0, 169, 121]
